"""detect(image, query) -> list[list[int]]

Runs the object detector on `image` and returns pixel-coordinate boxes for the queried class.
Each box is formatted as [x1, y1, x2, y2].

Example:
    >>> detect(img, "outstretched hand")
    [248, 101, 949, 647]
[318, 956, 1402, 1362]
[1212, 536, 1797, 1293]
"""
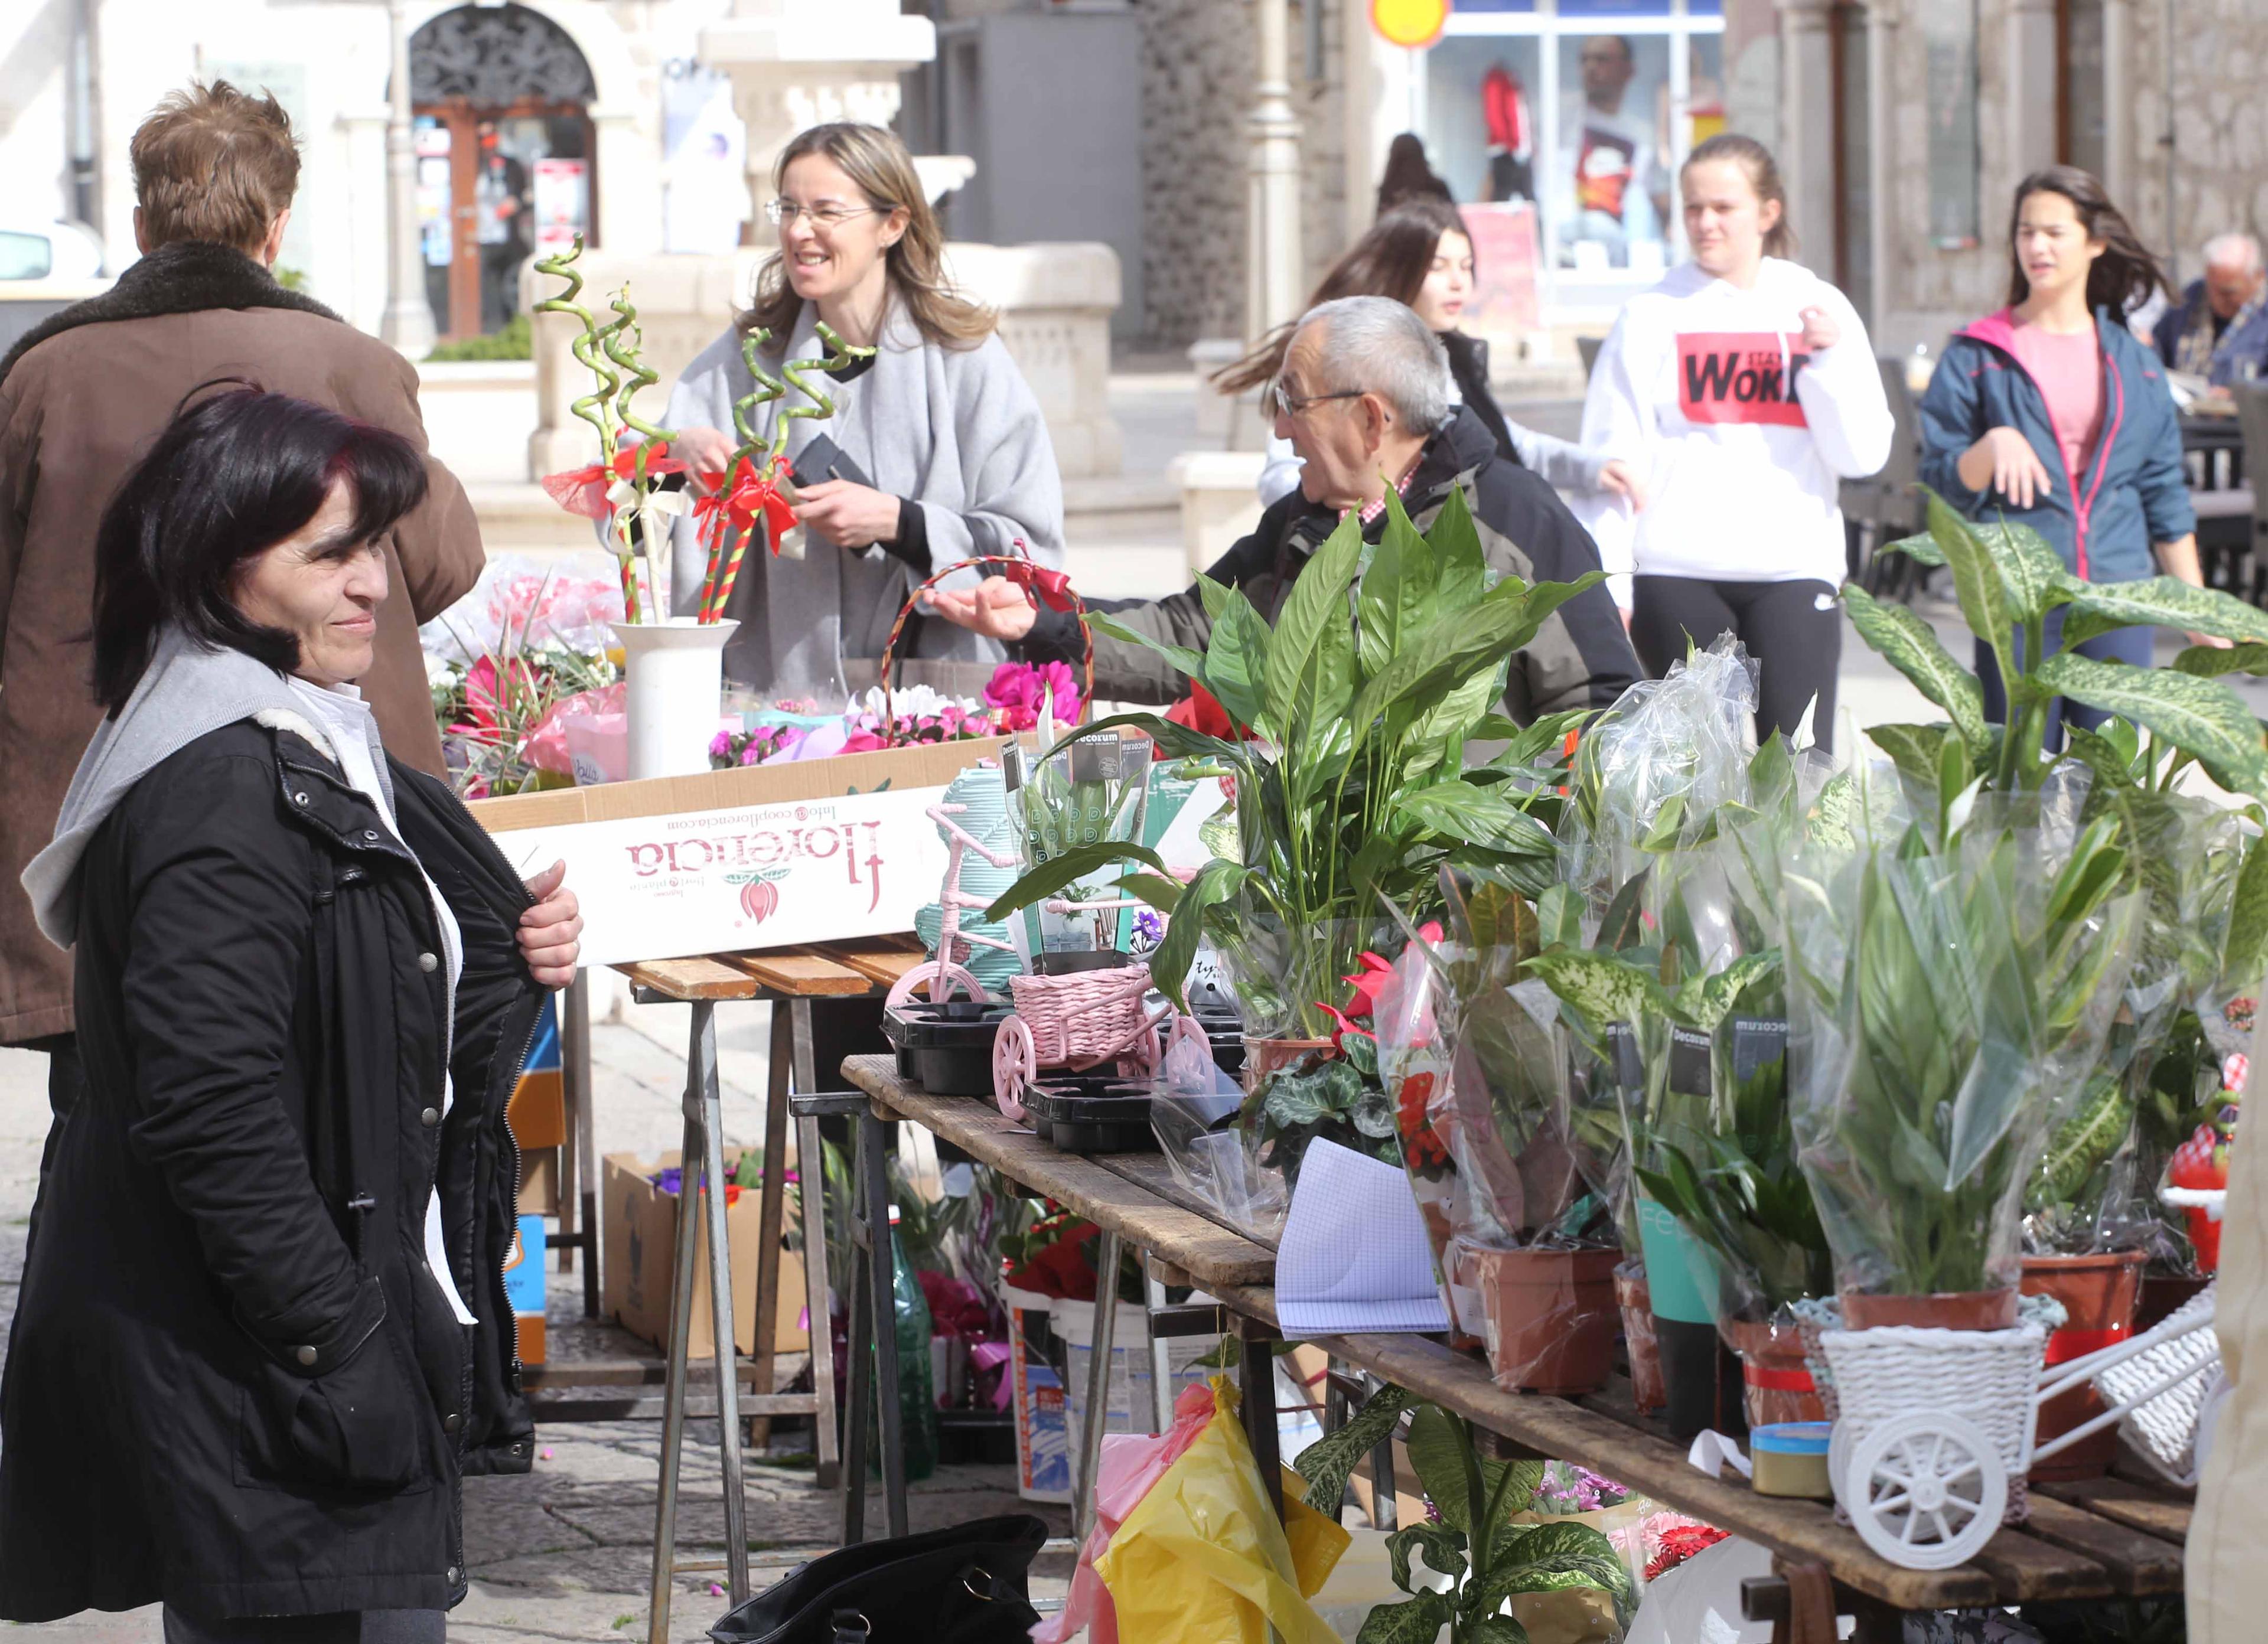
[928, 577, 1039, 642]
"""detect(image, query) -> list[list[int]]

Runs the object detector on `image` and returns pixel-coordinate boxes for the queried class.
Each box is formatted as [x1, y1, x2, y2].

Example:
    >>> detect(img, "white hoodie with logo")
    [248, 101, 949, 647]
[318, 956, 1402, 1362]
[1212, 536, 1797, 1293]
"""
[1573, 257, 1895, 602]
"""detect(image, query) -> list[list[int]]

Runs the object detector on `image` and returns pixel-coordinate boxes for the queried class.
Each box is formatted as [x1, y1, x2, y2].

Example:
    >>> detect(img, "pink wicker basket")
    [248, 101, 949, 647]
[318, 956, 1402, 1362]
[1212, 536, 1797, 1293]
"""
[1007, 965, 1159, 1065]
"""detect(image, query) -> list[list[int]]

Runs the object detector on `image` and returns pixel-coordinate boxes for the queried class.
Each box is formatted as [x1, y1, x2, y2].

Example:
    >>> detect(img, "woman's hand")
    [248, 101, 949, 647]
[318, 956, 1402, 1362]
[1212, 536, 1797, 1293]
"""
[928, 578, 1038, 642]
[517, 860, 582, 990]
[673, 427, 737, 493]
[1598, 459, 1649, 511]
[794, 480, 901, 550]
[2155, 533, 2236, 650]
[1797, 305, 1841, 353]
[1959, 426, 2054, 508]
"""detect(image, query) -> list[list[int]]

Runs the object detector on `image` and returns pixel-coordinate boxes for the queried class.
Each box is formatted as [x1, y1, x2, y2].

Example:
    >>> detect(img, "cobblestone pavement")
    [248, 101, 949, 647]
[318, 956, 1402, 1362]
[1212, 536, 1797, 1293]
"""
[0, 1004, 1071, 1643]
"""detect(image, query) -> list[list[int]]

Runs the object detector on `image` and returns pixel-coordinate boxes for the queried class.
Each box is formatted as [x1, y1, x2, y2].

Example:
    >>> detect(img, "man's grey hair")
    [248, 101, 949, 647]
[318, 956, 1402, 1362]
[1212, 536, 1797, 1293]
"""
[2202, 233, 2263, 273]
[1293, 295, 1452, 433]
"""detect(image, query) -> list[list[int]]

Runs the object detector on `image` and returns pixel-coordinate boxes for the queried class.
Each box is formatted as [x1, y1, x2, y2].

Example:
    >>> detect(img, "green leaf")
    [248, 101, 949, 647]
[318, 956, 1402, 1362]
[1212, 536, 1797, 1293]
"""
[2060, 723, 2145, 795]
[1143, 857, 1248, 1012]
[1469, 1618, 1534, 1644]
[1203, 586, 1275, 735]
[1977, 517, 2074, 625]
[1385, 1521, 1469, 1591]
[1357, 501, 1436, 679]
[1679, 950, 1783, 1034]
[2061, 576, 2268, 650]
[1428, 484, 1491, 611]
[1868, 721, 1957, 794]
[1394, 784, 1557, 857]
[1403, 1405, 1481, 1532]
[1115, 872, 1184, 912]
[2224, 830, 2268, 993]
[1265, 510, 1363, 744]
[2032, 651, 2268, 794]
[1356, 1590, 1455, 1644]
[1882, 530, 1946, 567]
[1928, 491, 2016, 676]
[1293, 1381, 1420, 1521]
[985, 840, 1166, 921]
[2175, 641, 2268, 679]
[1523, 950, 1664, 1032]
[1347, 573, 1604, 739]
[1082, 611, 1208, 684]
[1843, 581, 1989, 747]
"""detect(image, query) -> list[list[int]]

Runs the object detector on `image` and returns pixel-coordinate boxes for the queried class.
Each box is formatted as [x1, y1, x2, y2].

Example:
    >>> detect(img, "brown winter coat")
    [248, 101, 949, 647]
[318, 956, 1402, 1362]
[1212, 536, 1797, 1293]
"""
[0, 241, 484, 1043]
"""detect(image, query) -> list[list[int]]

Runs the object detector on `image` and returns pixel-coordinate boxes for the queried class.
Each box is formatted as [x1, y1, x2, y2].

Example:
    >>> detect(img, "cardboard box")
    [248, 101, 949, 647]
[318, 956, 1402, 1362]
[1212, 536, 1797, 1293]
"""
[504, 1213, 548, 1365]
[517, 1146, 560, 1216]
[601, 1152, 809, 1359]
[504, 996, 565, 1151]
[467, 738, 1006, 967]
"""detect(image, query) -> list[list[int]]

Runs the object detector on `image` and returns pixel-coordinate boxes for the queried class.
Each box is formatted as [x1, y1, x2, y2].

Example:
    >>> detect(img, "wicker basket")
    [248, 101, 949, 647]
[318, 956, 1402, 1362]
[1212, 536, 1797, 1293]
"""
[2094, 1286, 2223, 1486]
[1819, 1320, 2049, 1526]
[1006, 965, 1160, 1068]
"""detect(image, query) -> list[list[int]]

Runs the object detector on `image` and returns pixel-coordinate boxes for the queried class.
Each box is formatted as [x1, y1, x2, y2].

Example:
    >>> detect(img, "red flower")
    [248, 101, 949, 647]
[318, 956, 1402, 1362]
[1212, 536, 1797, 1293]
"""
[1396, 1072, 1449, 1170]
[1165, 680, 1237, 739]
[539, 437, 687, 520]
[1338, 923, 1442, 1020]
[1644, 1523, 1729, 1582]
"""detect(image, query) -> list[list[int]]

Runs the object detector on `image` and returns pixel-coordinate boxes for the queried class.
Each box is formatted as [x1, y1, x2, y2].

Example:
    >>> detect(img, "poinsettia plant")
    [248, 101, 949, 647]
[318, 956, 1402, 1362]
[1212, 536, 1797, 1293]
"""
[988, 489, 1595, 1036]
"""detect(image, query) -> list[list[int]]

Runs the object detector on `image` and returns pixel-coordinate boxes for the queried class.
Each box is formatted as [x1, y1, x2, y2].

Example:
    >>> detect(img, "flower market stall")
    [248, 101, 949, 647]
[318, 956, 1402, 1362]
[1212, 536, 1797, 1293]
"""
[439, 243, 2267, 1640]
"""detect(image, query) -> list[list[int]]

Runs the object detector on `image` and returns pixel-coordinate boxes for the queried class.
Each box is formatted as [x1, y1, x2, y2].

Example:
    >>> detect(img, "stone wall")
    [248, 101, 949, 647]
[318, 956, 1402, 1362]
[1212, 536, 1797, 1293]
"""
[2124, 0, 2268, 294]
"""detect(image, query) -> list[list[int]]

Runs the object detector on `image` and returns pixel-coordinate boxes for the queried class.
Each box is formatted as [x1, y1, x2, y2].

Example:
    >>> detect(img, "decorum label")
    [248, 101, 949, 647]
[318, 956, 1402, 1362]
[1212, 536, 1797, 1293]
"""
[482, 787, 953, 968]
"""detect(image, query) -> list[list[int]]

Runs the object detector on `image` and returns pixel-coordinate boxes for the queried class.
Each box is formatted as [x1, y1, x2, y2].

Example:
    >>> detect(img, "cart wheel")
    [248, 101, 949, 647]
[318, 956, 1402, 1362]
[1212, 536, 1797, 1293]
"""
[993, 1015, 1036, 1123]
[884, 960, 988, 1011]
[1122, 1016, 1165, 1079]
[1164, 1013, 1212, 1071]
[1829, 1420, 1856, 1511]
[1843, 1411, 2006, 1571]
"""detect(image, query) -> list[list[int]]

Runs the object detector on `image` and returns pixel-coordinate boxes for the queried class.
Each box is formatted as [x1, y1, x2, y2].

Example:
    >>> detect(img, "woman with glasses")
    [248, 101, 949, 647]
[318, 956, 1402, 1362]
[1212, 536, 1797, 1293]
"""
[664, 122, 1064, 691]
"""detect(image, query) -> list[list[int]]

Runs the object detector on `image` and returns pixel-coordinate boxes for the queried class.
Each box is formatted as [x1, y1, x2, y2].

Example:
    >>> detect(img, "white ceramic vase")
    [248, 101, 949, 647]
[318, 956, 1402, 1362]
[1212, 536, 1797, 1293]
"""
[614, 618, 738, 781]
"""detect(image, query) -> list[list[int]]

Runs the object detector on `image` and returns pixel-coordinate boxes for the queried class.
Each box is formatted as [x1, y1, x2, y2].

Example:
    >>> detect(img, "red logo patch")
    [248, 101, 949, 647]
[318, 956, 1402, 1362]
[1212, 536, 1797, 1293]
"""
[1676, 332, 1812, 426]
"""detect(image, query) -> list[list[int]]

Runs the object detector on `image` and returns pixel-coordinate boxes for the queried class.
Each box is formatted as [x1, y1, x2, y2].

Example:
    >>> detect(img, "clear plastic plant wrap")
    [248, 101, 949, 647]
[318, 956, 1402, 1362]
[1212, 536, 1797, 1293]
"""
[1148, 1026, 1290, 1242]
[1783, 789, 2145, 1315]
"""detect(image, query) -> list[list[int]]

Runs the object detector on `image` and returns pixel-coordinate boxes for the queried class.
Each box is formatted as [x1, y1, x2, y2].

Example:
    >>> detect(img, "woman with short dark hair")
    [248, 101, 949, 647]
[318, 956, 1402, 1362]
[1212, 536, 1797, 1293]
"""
[0, 387, 582, 1640]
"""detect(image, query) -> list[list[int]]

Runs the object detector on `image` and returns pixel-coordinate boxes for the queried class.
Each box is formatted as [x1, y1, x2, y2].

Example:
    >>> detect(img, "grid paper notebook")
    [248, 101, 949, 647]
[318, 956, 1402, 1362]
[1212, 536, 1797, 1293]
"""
[1275, 1139, 1451, 1338]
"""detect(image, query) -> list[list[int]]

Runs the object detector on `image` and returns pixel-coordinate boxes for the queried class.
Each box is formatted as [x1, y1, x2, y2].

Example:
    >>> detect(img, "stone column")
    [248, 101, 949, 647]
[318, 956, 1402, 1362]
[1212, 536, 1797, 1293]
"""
[2101, 0, 2135, 208]
[1866, 0, 1898, 341]
[1246, 0, 1305, 339]
[2006, 0, 2060, 178]
[1776, 0, 1839, 278]
[379, 0, 435, 358]
[699, 0, 937, 219]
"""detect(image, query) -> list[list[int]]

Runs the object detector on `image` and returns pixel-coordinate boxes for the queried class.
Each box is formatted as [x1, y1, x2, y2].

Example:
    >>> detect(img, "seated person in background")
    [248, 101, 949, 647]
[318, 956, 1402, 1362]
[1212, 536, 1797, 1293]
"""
[930, 295, 1641, 726]
[2154, 233, 2268, 387]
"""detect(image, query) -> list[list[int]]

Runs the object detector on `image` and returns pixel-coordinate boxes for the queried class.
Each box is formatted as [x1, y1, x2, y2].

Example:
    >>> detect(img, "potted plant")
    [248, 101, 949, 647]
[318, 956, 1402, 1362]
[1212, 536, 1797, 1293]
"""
[1293, 1385, 1635, 1644]
[989, 489, 1596, 1165]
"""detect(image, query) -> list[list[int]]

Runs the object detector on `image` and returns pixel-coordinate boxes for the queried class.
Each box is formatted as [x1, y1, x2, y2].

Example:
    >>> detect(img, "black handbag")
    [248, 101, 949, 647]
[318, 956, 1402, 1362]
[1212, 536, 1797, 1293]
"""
[707, 1515, 1050, 1644]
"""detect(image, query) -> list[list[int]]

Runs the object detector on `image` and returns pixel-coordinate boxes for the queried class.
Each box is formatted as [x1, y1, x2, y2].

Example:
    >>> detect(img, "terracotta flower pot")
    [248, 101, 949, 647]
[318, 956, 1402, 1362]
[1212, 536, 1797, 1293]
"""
[1839, 1288, 2020, 1331]
[1242, 1035, 1334, 1094]
[1615, 1261, 1666, 1414]
[1720, 1316, 1827, 1428]
[1471, 1245, 1621, 1395]
[2135, 1270, 2211, 1335]
[2022, 1250, 2146, 1482]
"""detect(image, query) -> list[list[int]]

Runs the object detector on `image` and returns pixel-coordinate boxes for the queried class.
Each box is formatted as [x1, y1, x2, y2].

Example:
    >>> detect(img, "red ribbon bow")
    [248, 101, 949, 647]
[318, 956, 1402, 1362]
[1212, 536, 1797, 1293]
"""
[539, 437, 686, 520]
[695, 455, 799, 556]
[1003, 557, 1077, 612]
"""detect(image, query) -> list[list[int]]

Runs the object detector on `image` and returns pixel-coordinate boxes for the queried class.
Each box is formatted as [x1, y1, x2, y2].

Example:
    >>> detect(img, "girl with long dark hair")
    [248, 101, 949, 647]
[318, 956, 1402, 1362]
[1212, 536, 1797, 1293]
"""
[1918, 166, 2218, 734]
[1214, 198, 1645, 510]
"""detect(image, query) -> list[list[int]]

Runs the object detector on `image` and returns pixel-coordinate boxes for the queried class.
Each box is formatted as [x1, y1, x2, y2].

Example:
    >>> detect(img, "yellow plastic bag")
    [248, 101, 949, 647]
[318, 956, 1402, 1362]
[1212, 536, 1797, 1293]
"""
[1094, 1374, 1350, 1644]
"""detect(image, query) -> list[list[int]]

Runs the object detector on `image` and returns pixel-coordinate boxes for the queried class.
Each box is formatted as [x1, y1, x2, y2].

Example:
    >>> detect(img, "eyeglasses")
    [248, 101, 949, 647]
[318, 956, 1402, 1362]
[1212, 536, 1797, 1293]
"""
[765, 199, 881, 228]
[1271, 381, 1366, 417]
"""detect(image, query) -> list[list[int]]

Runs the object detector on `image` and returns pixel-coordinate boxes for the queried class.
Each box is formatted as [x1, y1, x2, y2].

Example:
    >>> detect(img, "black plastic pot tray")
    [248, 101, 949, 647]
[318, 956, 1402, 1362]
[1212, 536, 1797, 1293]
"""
[880, 999, 1012, 1098]
[1019, 1074, 1159, 1153]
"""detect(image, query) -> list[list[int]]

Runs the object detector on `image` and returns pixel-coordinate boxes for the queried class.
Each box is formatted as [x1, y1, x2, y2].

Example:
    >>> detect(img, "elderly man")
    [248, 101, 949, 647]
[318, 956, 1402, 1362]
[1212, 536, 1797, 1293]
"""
[0, 85, 482, 1100]
[2154, 233, 2268, 387]
[932, 295, 1640, 724]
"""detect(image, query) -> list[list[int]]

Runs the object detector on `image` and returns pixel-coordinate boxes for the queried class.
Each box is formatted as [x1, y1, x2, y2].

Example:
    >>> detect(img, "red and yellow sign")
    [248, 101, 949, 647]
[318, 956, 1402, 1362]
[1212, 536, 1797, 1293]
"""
[1371, 0, 1448, 51]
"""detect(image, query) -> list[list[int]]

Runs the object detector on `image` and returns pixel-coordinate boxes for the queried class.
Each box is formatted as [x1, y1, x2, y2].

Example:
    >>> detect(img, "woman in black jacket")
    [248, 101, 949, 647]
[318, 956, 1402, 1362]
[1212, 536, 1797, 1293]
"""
[0, 389, 581, 1640]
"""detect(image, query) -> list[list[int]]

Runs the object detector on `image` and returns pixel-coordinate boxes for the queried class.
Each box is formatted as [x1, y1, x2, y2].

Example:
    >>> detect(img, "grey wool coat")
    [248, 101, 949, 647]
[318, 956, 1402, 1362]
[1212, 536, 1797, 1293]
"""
[664, 296, 1066, 692]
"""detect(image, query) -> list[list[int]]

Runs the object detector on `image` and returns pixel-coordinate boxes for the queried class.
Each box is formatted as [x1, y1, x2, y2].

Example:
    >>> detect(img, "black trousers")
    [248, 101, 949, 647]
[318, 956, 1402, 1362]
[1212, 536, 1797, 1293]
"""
[1630, 575, 1843, 752]
[161, 1608, 444, 1644]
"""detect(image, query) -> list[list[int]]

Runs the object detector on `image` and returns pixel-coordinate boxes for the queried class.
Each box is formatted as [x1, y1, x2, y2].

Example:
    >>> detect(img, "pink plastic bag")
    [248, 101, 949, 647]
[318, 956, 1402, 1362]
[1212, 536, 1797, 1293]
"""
[1031, 1379, 1216, 1644]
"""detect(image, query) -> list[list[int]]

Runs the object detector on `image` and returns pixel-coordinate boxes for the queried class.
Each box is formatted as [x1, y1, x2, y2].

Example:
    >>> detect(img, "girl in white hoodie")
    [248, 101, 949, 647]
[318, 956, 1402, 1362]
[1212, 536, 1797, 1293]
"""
[1576, 134, 1894, 749]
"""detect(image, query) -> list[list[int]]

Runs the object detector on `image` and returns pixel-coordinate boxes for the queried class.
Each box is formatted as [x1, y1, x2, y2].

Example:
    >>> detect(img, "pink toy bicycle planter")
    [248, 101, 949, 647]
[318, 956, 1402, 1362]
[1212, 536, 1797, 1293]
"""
[885, 795, 1021, 1011]
[987, 962, 1209, 1124]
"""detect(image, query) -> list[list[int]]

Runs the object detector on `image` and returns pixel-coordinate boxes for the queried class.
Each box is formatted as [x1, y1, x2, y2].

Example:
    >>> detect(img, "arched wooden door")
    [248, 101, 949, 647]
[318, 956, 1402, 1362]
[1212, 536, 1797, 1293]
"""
[409, 3, 599, 340]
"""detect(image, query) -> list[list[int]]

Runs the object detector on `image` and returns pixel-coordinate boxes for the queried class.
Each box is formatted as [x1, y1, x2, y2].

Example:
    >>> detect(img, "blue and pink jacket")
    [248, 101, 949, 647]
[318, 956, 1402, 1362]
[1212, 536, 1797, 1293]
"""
[1917, 306, 2195, 584]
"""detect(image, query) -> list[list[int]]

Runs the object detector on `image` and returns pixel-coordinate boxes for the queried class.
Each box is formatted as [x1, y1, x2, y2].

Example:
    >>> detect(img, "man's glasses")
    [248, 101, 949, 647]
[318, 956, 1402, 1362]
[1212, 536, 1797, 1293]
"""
[1271, 381, 1365, 417]
[765, 199, 881, 227]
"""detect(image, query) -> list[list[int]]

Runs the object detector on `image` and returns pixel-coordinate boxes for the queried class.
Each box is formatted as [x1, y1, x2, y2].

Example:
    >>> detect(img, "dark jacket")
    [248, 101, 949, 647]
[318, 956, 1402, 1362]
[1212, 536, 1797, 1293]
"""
[1441, 330, 1518, 464]
[0, 719, 540, 1622]
[1055, 405, 1640, 722]
[1917, 306, 2195, 584]
[0, 242, 487, 1044]
[2152, 278, 2268, 388]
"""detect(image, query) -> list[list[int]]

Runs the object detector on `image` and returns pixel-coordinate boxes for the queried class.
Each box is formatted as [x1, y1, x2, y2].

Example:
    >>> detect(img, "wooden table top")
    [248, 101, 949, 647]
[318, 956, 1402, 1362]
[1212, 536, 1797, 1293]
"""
[835, 1052, 2193, 1614]
[615, 937, 928, 1003]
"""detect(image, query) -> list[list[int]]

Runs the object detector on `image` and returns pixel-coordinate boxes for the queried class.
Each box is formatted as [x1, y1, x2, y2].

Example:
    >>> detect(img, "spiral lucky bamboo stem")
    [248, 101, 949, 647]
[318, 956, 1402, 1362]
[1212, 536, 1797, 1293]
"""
[765, 320, 875, 465]
[533, 236, 619, 462]
[698, 328, 787, 621]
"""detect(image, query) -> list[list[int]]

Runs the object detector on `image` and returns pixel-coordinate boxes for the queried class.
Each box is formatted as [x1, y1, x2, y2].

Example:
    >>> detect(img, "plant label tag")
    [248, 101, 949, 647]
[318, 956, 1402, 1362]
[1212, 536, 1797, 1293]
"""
[1669, 1025, 1713, 1097]
[1729, 1016, 1789, 1082]
[1604, 1022, 1643, 1090]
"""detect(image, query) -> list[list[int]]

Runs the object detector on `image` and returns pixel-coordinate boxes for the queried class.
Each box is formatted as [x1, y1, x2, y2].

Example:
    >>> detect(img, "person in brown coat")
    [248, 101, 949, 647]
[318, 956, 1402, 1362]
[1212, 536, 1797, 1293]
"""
[0, 81, 484, 1072]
